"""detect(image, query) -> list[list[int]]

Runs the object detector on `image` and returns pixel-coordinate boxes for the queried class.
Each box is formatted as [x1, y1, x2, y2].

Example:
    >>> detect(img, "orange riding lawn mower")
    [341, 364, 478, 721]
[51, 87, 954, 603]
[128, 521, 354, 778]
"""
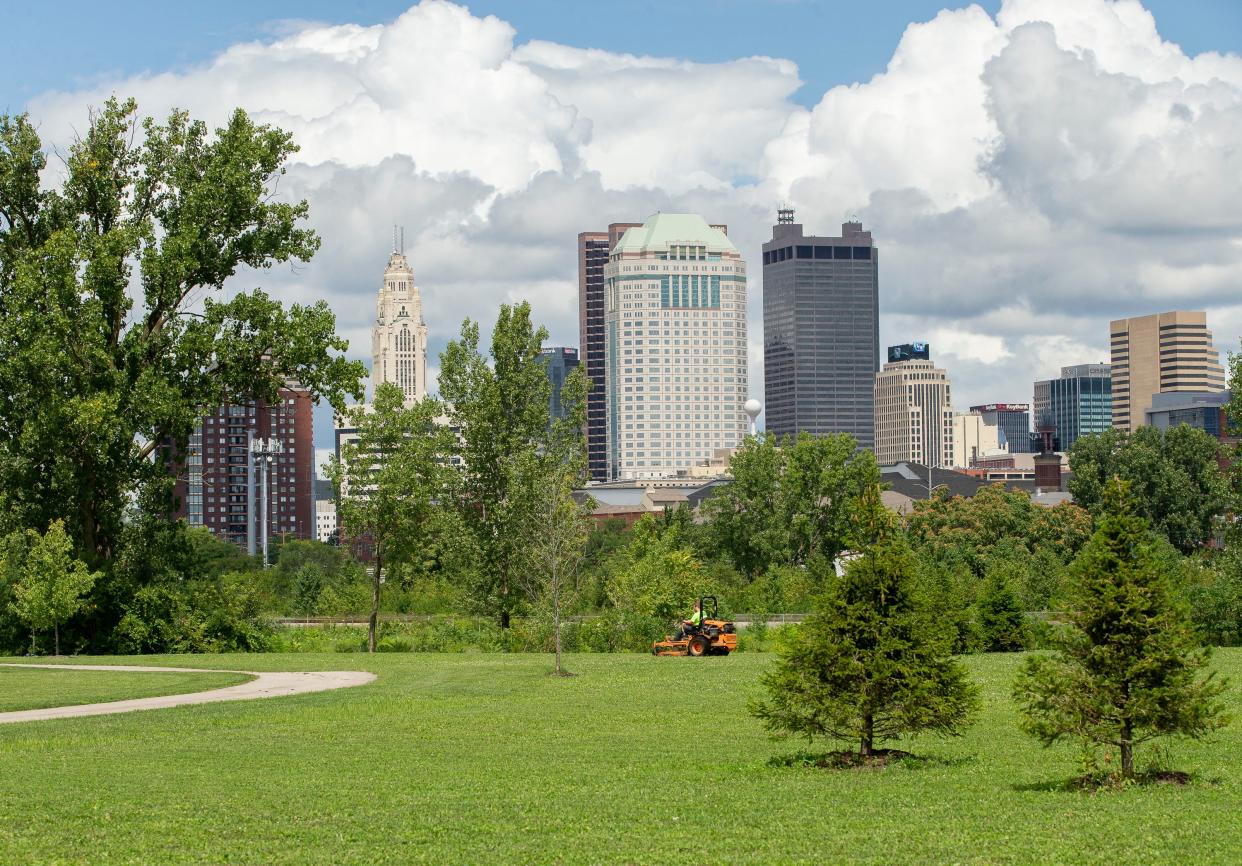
[651, 596, 737, 657]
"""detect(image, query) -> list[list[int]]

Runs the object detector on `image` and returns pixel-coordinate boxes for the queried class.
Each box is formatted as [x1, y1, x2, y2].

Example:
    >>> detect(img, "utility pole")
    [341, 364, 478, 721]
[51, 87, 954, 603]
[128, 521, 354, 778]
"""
[250, 437, 284, 567]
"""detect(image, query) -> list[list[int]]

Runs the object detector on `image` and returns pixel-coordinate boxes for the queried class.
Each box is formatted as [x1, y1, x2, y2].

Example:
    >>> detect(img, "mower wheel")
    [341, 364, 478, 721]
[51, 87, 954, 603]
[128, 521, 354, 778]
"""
[687, 636, 709, 657]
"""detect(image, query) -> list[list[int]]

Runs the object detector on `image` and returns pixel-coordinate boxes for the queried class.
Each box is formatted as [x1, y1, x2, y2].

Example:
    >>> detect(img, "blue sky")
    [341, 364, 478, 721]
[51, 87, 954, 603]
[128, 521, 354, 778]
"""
[5, 0, 1242, 114]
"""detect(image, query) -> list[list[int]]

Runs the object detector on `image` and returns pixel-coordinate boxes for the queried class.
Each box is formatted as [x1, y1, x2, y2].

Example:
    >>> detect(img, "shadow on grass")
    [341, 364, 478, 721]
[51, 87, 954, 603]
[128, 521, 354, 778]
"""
[768, 749, 976, 771]
[1013, 769, 1196, 793]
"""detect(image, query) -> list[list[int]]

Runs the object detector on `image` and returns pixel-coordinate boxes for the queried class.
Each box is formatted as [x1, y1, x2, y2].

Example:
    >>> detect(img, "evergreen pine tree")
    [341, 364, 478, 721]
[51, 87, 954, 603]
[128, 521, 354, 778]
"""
[1014, 479, 1228, 779]
[749, 484, 979, 758]
[976, 567, 1028, 652]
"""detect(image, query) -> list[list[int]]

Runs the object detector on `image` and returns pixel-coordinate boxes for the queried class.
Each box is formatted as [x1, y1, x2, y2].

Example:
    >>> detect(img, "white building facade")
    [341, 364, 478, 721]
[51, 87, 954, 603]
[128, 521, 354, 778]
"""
[874, 358, 955, 468]
[603, 213, 748, 480]
[315, 498, 337, 544]
[371, 248, 428, 405]
[950, 410, 1004, 469]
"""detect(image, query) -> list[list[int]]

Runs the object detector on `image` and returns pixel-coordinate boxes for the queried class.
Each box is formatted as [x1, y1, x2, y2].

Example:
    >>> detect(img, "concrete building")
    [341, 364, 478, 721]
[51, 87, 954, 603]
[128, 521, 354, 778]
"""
[538, 347, 580, 426]
[951, 410, 1004, 468]
[1109, 311, 1225, 431]
[315, 499, 337, 545]
[175, 387, 315, 548]
[762, 211, 879, 447]
[1033, 363, 1112, 452]
[371, 241, 428, 405]
[874, 352, 954, 468]
[579, 224, 640, 481]
[603, 213, 748, 480]
[970, 403, 1032, 453]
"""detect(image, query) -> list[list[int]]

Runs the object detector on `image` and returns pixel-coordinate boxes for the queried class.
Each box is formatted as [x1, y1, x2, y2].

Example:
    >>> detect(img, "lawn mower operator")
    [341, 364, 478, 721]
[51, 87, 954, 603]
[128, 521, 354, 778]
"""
[674, 600, 704, 640]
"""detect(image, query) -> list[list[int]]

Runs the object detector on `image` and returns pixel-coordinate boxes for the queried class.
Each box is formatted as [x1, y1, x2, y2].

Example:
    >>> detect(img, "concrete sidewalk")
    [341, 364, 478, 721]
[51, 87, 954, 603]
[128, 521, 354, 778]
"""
[0, 663, 376, 724]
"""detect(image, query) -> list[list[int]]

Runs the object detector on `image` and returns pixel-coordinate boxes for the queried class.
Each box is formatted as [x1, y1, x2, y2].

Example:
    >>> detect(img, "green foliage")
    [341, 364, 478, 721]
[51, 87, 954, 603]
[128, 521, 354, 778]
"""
[750, 486, 980, 757]
[975, 567, 1028, 652]
[1069, 426, 1227, 553]
[0, 98, 363, 569]
[703, 431, 876, 578]
[1014, 479, 1229, 778]
[6, 520, 100, 654]
[113, 571, 272, 654]
[438, 302, 572, 628]
[1185, 550, 1242, 646]
[328, 381, 457, 652]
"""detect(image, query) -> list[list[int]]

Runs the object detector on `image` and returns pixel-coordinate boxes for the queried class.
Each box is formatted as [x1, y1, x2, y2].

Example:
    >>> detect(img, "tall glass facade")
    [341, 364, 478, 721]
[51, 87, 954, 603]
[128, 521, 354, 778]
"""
[1033, 364, 1112, 451]
[762, 218, 879, 448]
[538, 347, 580, 428]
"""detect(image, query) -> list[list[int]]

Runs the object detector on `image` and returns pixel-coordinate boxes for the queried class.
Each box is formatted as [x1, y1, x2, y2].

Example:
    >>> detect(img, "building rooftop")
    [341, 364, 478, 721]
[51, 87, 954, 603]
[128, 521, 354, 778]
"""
[613, 213, 736, 255]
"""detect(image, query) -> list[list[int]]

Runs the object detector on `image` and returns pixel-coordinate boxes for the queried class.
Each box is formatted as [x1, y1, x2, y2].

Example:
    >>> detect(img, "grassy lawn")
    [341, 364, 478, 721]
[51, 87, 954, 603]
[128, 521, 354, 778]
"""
[0, 650, 1237, 865]
[0, 666, 252, 713]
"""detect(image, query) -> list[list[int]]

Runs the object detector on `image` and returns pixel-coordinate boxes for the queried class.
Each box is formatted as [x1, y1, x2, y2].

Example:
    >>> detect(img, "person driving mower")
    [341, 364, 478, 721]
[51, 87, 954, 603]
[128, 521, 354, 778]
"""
[673, 599, 704, 641]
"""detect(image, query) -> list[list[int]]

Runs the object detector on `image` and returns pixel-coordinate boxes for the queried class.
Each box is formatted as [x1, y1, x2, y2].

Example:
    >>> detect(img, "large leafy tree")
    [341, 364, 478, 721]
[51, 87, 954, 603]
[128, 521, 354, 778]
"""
[329, 382, 456, 653]
[439, 302, 574, 628]
[704, 431, 875, 579]
[1014, 480, 1228, 779]
[0, 98, 363, 567]
[1068, 426, 1226, 553]
[750, 482, 979, 758]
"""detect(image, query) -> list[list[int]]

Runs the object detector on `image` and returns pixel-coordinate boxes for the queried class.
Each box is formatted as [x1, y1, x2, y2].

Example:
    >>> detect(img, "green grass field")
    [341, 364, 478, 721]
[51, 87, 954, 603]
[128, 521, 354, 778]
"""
[0, 650, 1237, 865]
[0, 666, 252, 713]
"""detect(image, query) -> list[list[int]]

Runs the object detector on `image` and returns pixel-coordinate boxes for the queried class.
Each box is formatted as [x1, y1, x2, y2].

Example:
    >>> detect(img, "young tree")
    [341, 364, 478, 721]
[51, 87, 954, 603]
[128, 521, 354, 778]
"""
[518, 368, 590, 675]
[438, 302, 556, 627]
[975, 566, 1028, 652]
[8, 520, 100, 655]
[750, 483, 979, 758]
[0, 99, 364, 570]
[328, 382, 456, 653]
[1014, 479, 1228, 779]
[704, 431, 876, 578]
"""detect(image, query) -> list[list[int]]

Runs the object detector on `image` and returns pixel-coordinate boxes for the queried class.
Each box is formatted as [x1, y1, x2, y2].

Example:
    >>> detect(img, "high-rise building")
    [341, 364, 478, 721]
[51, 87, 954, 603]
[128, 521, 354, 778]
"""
[372, 242, 428, 405]
[762, 211, 879, 447]
[579, 224, 640, 481]
[1146, 391, 1233, 441]
[969, 403, 1032, 453]
[603, 213, 748, 480]
[174, 387, 315, 548]
[951, 410, 1003, 468]
[1109, 311, 1226, 431]
[538, 347, 580, 426]
[874, 351, 954, 467]
[1033, 363, 1112, 451]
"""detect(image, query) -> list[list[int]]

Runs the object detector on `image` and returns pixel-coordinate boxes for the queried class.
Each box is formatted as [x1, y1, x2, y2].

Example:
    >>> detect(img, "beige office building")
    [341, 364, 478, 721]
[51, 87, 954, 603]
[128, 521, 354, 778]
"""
[1109, 311, 1226, 431]
[372, 245, 429, 405]
[950, 410, 1004, 468]
[603, 213, 748, 480]
[874, 357, 954, 467]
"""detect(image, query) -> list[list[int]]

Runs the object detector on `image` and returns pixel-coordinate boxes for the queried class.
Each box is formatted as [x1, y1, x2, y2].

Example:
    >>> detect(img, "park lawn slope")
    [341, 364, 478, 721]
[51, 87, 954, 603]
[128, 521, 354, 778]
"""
[0, 666, 252, 712]
[0, 650, 1238, 865]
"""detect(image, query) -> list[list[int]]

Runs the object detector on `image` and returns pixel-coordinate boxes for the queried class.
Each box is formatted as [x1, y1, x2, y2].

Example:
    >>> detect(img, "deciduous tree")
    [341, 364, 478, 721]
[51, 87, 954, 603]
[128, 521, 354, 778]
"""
[328, 382, 456, 652]
[7, 520, 100, 655]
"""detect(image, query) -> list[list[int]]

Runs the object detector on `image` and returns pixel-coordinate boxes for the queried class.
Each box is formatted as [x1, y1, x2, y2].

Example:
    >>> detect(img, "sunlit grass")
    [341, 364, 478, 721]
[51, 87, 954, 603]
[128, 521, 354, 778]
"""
[0, 666, 251, 713]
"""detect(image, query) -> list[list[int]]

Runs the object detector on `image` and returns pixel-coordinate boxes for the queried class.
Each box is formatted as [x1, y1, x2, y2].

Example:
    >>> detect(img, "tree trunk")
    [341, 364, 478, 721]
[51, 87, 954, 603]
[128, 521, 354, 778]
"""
[54, 623, 60, 657]
[500, 608, 510, 630]
[368, 552, 382, 654]
[1120, 722, 1134, 778]
[860, 712, 874, 758]
[553, 566, 562, 676]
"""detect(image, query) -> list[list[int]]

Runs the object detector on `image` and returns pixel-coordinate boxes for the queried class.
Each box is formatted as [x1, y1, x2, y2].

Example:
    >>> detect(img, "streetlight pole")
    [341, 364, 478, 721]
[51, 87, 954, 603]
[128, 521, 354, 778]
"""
[250, 437, 284, 567]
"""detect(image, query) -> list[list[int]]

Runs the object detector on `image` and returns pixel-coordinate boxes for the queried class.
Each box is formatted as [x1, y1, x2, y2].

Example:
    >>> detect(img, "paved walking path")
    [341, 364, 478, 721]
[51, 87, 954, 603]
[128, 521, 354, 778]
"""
[0, 663, 376, 724]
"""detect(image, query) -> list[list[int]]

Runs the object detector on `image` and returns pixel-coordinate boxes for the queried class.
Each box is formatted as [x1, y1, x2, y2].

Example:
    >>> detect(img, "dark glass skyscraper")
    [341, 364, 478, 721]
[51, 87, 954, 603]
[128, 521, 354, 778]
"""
[538, 346, 579, 428]
[578, 224, 639, 481]
[762, 213, 879, 447]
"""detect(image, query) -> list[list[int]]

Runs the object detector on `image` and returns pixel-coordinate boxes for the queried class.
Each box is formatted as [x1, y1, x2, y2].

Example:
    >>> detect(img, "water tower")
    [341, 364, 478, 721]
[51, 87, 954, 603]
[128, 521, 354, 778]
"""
[744, 399, 763, 437]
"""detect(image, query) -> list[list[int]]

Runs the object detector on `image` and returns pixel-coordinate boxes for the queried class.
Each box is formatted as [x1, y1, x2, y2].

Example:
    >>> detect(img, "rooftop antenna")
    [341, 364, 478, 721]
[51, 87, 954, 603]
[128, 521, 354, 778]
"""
[777, 204, 795, 225]
[392, 225, 398, 253]
[400, 226, 405, 254]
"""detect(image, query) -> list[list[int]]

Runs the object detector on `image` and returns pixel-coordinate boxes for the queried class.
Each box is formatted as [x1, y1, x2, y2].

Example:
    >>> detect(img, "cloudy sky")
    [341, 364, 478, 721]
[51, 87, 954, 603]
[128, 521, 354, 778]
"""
[7, 0, 1242, 469]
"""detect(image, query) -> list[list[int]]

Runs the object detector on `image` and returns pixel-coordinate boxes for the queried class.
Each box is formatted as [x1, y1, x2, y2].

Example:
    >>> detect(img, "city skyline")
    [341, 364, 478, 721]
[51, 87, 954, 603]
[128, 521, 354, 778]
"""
[6, 0, 1242, 465]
